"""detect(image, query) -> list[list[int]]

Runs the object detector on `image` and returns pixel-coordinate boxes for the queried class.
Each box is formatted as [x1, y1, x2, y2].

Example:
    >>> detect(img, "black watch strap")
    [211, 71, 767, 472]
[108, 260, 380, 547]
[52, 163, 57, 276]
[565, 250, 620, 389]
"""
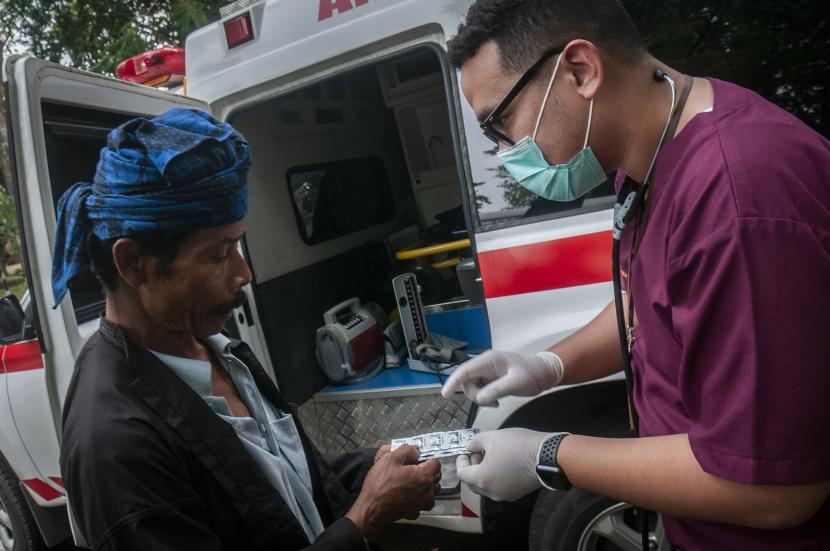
[536, 433, 572, 491]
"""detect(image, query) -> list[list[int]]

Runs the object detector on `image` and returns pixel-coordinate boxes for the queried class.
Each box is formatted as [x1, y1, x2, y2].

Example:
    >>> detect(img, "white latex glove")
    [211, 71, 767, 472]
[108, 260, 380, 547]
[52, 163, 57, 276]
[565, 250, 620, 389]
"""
[441, 350, 564, 406]
[456, 428, 550, 502]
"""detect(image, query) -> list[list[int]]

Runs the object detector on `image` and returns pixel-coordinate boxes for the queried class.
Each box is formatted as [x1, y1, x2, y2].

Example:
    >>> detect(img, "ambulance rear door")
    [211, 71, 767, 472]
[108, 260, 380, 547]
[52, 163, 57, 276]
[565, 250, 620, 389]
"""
[3, 55, 210, 491]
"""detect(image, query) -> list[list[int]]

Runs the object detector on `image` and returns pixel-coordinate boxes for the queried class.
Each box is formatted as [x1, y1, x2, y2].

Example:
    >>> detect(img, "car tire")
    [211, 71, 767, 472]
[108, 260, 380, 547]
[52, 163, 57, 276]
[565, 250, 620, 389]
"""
[0, 455, 47, 551]
[528, 488, 669, 551]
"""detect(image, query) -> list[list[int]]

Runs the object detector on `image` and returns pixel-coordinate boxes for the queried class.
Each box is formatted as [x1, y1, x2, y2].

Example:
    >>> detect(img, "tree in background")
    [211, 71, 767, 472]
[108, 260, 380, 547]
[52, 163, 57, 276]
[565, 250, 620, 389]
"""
[0, 183, 25, 297]
[0, 0, 226, 75]
[0, 41, 18, 282]
[0, 42, 12, 193]
[0, 0, 226, 295]
[625, 0, 829, 137]
[0, 186, 19, 274]
[0, 0, 226, 197]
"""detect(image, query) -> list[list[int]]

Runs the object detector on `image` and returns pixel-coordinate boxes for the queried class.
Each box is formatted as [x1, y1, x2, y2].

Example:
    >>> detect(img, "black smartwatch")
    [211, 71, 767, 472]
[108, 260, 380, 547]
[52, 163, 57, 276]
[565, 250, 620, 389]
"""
[535, 433, 572, 491]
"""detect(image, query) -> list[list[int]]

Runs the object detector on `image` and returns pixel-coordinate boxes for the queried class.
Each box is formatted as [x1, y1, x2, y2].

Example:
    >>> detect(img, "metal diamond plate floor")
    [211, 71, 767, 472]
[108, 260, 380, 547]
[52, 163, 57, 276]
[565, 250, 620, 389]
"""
[298, 394, 473, 454]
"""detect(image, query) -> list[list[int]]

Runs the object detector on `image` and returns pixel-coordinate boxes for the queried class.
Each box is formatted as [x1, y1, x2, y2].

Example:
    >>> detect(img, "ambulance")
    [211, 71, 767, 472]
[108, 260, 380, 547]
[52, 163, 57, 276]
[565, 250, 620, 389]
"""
[1, 0, 660, 549]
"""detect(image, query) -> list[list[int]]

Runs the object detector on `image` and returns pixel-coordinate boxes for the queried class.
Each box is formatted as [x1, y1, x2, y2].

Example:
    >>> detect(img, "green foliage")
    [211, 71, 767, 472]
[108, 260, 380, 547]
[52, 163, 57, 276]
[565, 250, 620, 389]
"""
[0, 0, 226, 75]
[0, 187, 22, 293]
[0, 186, 19, 258]
[0, 0, 227, 289]
[9, 280, 27, 300]
[624, 0, 830, 136]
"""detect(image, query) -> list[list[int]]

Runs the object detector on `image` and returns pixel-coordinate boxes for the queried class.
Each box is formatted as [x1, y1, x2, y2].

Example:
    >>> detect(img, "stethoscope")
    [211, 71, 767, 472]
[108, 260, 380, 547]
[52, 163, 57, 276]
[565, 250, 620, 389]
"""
[611, 69, 693, 551]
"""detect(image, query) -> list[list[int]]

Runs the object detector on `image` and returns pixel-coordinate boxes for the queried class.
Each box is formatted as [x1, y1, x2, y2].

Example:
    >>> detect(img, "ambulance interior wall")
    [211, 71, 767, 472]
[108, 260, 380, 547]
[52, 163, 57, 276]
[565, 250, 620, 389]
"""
[40, 102, 135, 325]
[231, 53, 461, 403]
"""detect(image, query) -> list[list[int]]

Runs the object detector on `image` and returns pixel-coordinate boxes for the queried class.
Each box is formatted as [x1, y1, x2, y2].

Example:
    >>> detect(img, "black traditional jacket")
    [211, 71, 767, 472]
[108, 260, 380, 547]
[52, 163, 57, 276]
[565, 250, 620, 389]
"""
[60, 318, 373, 550]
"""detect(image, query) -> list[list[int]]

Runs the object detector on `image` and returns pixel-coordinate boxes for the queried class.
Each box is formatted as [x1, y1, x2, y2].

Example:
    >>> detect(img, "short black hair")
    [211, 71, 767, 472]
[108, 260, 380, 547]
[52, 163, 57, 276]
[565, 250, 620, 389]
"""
[86, 233, 189, 291]
[448, 0, 647, 72]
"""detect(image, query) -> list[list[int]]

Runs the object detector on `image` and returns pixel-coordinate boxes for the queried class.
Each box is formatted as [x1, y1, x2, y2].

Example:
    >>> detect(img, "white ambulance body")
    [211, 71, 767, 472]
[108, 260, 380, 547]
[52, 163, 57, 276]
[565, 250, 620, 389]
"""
[1, 1, 639, 549]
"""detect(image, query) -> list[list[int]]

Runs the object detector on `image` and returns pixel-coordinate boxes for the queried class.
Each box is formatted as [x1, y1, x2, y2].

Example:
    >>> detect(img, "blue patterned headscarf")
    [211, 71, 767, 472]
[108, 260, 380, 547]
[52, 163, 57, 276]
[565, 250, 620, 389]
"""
[51, 108, 250, 306]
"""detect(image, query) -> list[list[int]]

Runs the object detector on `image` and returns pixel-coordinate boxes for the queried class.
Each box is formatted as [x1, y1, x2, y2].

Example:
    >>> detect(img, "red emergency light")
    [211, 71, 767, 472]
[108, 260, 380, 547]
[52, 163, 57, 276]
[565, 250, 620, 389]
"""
[115, 47, 185, 88]
[224, 11, 255, 49]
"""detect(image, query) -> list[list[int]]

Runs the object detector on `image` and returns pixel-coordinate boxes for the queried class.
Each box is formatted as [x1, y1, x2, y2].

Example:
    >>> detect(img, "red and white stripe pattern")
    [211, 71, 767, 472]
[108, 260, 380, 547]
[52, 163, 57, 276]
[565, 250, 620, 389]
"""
[21, 477, 65, 503]
[2, 340, 44, 373]
[478, 230, 612, 299]
[473, 210, 615, 356]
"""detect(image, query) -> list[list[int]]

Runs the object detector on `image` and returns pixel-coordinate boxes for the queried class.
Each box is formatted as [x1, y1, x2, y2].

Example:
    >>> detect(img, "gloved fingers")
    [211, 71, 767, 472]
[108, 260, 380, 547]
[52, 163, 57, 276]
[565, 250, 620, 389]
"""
[456, 452, 472, 471]
[461, 380, 483, 402]
[440, 352, 500, 398]
[440, 362, 467, 398]
[469, 451, 483, 466]
[465, 431, 491, 454]
[475, 377, 518, 407]
[455, 458, 481, 487]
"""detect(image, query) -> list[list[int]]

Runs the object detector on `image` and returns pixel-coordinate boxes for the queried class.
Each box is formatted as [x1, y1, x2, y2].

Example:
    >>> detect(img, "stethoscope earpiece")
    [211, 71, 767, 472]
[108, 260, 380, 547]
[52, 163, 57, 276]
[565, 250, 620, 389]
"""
[653, 69, 667, 82]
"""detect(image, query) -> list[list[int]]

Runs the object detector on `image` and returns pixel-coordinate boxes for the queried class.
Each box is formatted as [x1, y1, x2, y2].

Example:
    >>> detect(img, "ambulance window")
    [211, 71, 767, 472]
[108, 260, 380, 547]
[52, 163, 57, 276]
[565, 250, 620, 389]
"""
[41, 102, 134, 324]
[287, 157, 395, 245]
[461, 94, 615, 231]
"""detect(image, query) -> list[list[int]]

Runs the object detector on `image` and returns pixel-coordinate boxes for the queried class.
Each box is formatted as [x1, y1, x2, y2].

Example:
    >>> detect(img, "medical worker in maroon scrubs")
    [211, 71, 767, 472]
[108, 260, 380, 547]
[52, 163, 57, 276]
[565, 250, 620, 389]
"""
[442, 1, 830, 549]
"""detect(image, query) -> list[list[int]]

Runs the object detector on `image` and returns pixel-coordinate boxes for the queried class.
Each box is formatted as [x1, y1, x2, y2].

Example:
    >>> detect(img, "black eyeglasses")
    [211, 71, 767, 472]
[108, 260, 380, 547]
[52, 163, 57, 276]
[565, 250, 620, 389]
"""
[479, 47, 564, 146]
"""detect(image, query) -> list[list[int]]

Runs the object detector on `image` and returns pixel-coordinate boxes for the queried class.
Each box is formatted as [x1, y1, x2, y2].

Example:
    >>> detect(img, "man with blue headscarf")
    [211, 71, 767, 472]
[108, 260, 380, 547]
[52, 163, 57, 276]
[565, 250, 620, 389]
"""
[57, 109, 440, 551]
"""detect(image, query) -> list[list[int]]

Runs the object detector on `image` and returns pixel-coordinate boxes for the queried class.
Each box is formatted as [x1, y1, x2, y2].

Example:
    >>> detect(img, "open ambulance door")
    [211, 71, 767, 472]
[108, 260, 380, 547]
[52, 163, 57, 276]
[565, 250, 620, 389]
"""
[3, 55, 211, 500]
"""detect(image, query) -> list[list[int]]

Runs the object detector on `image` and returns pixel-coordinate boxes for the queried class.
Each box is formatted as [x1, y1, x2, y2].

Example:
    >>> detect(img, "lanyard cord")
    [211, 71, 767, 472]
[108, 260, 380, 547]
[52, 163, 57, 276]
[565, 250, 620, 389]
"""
[626, 74, 694, 374]
[614, 73, 693, 433]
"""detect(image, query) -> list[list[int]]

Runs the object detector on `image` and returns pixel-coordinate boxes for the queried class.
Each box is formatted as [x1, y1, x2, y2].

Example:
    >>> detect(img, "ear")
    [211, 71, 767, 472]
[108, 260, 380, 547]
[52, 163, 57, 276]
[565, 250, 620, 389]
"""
[560, 40, 604, 101]
[111, 238, 149, 289]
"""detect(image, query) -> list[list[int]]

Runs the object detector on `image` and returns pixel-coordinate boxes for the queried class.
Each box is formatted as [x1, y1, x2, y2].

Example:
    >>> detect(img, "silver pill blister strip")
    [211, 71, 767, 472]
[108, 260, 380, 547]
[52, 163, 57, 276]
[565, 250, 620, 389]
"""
[390, 429, 479, 460]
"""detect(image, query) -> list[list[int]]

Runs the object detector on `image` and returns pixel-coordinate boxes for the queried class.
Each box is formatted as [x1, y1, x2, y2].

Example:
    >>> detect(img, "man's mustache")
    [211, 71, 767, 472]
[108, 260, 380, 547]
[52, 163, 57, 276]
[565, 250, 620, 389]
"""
[209, 292, 247, 315]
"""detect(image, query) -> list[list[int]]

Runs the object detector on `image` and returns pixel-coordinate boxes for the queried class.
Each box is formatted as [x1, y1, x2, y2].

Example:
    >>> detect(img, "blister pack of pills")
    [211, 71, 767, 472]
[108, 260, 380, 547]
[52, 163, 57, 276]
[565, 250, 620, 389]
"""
[390, 429, 479, 460]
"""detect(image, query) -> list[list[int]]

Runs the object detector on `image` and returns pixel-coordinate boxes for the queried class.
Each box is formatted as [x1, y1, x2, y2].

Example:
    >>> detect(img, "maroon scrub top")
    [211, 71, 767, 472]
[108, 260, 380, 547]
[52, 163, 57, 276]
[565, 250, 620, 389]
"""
[618, 78, 830, 550]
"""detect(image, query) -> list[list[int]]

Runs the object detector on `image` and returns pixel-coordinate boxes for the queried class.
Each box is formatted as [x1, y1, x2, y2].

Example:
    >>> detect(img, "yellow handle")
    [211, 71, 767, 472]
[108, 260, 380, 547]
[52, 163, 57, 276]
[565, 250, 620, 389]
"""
[431, 257, 461, 270]
[395, 239, 471, 261]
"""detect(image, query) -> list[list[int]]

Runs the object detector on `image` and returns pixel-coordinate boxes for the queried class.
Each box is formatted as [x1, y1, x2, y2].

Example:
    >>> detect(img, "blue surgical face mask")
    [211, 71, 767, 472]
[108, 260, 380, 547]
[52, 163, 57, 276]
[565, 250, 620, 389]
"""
[497, 55, 608, 202]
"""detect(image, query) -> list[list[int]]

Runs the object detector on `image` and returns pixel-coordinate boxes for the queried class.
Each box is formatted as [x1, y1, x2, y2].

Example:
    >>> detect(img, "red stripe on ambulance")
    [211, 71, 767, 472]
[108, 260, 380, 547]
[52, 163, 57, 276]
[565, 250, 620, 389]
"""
[478, 231, 613, 299]
[22, 478, 63, 502]
[2, 340, 44, 373]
